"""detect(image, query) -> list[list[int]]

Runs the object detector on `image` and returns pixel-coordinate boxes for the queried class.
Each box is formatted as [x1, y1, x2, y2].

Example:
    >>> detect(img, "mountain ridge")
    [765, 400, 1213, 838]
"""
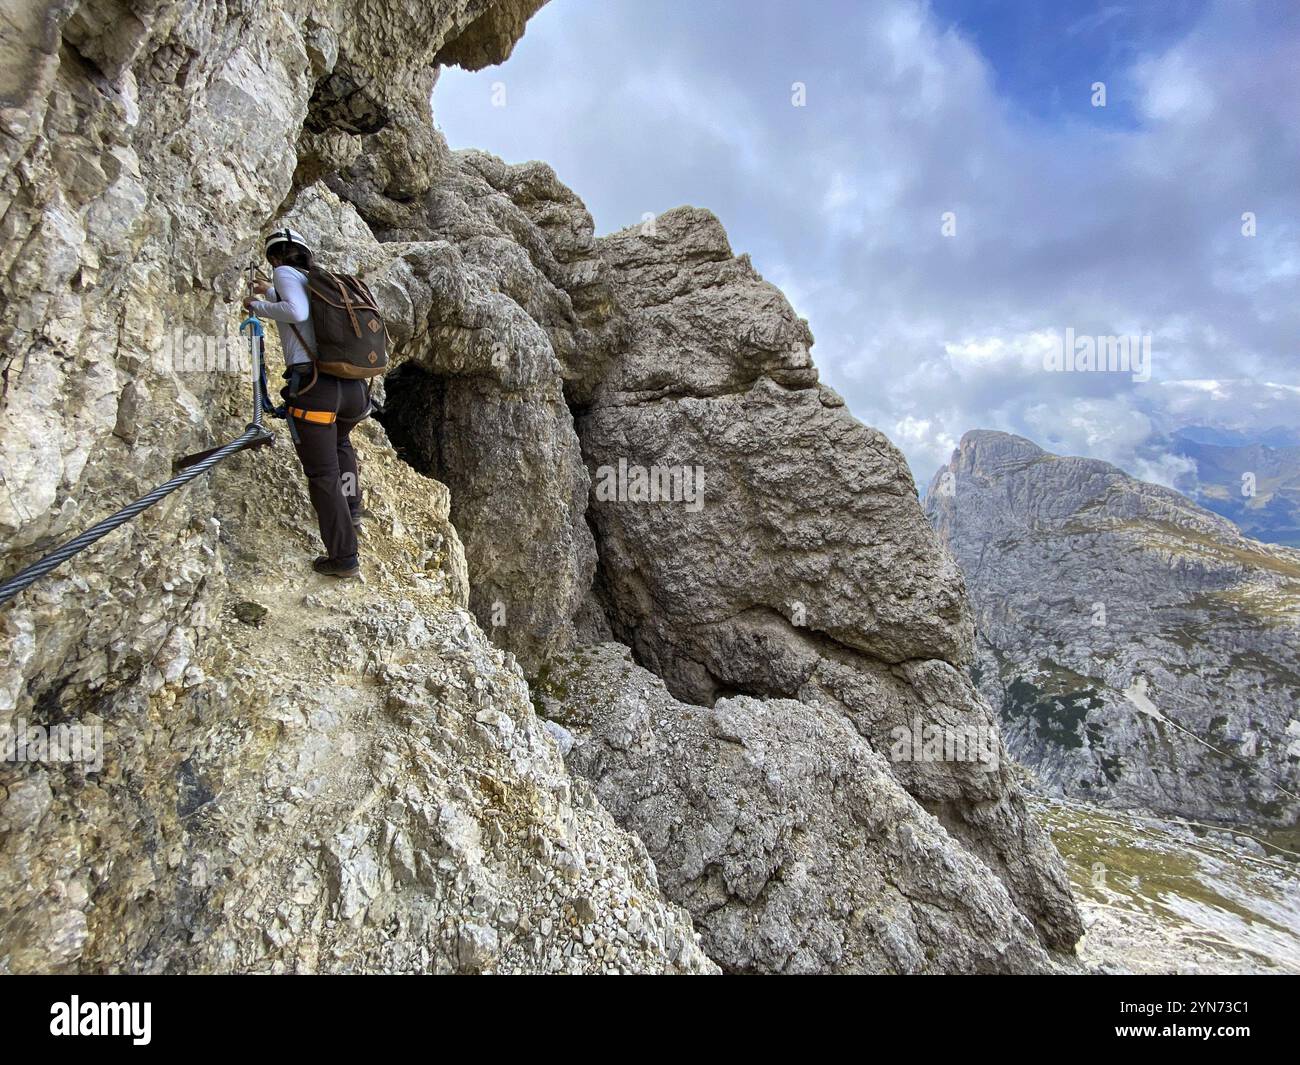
[927, 429, 1300, 828]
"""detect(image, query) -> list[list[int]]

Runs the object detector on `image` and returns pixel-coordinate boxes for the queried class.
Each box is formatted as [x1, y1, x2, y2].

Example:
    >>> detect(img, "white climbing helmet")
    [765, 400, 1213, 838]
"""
[264, 226, 312, 257]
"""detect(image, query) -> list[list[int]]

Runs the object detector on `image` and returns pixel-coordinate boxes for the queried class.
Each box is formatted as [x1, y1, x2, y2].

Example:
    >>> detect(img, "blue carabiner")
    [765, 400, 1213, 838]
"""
[239, 315, 278, 417]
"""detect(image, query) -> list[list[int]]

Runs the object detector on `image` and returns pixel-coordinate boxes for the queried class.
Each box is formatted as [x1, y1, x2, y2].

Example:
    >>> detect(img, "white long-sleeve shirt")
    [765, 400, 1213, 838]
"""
[249, 266, 317, 367]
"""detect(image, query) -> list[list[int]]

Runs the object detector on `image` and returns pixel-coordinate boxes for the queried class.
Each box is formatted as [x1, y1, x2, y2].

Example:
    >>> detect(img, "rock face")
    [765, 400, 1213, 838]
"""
[0, 0, 712, 976]
[926, 430, 1300, 827]
[1, 430, 712, 973]
[580, 209, 972, 702]
[536, 644, 1066, 973]
[1, 0, 1081, 973]
[363, 149, 624, 673]
[551, 211, 1080, 965]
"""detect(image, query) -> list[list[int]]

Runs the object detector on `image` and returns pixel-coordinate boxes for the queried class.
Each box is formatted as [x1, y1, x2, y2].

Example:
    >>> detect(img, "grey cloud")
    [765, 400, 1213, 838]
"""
[435, 0, 1300, 484]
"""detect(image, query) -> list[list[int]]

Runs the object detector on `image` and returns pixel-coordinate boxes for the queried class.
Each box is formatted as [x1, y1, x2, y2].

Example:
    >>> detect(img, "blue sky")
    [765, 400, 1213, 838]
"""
[435, 0, 1300, 487]
[929, 0, 1208, 127]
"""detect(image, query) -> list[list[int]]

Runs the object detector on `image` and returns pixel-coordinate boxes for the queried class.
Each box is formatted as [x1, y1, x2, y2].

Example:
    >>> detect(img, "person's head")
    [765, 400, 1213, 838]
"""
[264, 227, 313, 270]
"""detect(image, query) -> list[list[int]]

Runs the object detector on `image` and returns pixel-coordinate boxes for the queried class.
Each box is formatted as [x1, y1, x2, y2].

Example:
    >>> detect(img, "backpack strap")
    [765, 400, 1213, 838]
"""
[340, 277, 362, 338]
[287, 326, 319, 395]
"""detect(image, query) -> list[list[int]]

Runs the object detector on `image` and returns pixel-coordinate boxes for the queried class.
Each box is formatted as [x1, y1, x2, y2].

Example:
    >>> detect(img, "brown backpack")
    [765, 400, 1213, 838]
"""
[290, 264, 389, 380]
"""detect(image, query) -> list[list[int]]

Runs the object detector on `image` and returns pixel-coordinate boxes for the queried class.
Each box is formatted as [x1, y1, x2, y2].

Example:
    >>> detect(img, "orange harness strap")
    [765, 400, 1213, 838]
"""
[288, 406, 336, 425]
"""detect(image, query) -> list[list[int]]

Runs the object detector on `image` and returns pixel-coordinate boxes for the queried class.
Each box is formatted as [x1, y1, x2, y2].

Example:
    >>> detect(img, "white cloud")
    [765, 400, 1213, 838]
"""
[891, 415, 959, 476]
[1136, 51, 1215, 123]
[1132, 452, 1198, 489]
[1165, 378, 1228, 399]
[943, 331, 1058, 374]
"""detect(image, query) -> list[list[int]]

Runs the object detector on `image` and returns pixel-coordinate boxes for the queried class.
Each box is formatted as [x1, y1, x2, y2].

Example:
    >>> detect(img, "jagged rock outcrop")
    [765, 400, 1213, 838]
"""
[359, 148, 625, 672]
[581, 208, 972, 702]
[926, 430, 1300, 827]
[536, 644, 1066, 973]
[1, 0, 1082, 974]
[558, 210, 1078, 963]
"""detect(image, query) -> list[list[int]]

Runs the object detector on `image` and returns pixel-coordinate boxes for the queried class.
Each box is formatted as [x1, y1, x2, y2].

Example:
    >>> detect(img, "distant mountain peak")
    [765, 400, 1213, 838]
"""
[925, 434, 1300, 827]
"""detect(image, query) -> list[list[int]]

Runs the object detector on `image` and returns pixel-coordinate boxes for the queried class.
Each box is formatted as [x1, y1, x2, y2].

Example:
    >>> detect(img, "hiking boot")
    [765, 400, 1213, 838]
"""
[313, 556, 359, 578]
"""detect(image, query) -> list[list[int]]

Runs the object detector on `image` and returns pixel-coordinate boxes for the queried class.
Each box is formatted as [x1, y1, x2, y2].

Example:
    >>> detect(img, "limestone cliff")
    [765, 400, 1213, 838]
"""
[1, 0, 1080, 973]
[927, 430, 1300, 828]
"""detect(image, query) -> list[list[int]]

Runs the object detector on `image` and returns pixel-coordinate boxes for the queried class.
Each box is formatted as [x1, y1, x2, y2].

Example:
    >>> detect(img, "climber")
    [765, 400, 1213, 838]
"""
[244, 227, 367, 578]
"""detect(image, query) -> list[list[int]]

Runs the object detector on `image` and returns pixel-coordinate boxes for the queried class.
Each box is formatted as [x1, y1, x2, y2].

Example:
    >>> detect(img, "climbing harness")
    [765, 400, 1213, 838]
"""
[0, 291, 277, 608]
